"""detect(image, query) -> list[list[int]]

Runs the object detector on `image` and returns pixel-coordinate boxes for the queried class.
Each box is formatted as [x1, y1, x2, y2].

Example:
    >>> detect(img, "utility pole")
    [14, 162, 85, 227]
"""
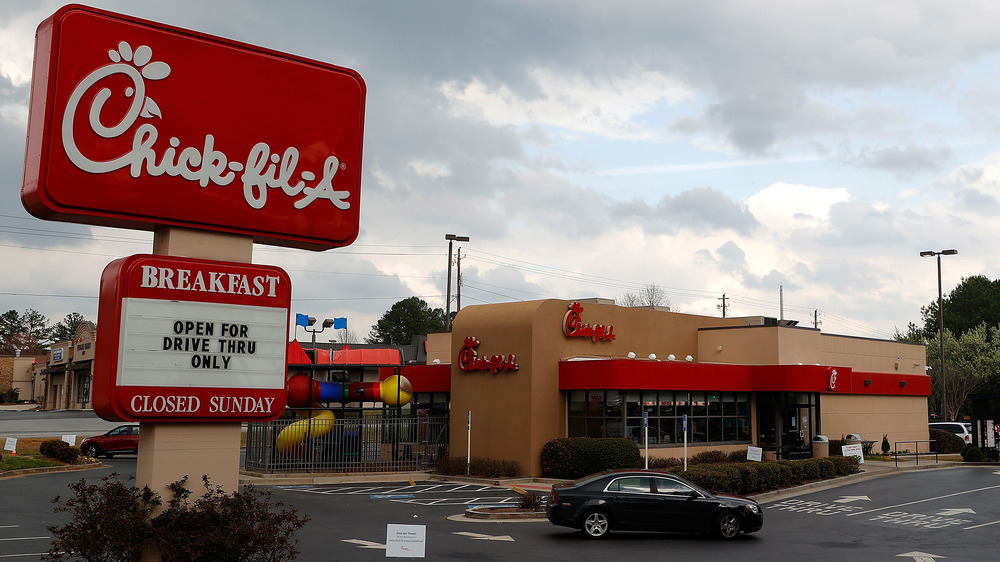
[456, 246, 463, 313]
[813, 309, 821, 330]
[717, 293, 728, 318]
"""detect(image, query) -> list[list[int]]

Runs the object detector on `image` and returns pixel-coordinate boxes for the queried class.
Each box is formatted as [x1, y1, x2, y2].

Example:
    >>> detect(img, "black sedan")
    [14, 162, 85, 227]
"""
[546, 470, 763, 540]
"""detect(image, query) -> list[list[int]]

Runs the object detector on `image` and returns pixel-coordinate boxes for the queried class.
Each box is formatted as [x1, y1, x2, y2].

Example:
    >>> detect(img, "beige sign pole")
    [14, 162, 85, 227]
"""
[137, 227, 254, 561]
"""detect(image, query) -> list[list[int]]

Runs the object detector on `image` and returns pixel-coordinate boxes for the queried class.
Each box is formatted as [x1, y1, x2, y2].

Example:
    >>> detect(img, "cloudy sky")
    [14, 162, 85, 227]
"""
[3, 0, 999, 343]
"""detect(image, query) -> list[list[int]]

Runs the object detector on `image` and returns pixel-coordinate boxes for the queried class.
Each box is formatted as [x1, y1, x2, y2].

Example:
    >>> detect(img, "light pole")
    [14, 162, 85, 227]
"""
[920, 249, 957, 420]
[445, 233, 469, 330]
[303, 317, 335, 437]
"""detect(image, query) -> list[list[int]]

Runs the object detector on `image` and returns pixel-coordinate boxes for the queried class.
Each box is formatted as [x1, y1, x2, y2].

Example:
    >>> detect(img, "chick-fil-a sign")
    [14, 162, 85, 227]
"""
[563, 302, 616, 342]
[457, 337, 518, 374]
[22, 5, 365, 250]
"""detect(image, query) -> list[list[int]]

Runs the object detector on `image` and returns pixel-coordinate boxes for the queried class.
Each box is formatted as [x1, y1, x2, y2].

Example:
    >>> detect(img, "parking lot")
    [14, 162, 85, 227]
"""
[4, 461, 1000, 560]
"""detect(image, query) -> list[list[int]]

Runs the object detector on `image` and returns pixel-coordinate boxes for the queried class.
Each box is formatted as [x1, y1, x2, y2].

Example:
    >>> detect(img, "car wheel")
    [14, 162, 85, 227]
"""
[712, 512, 741, 540]
[581, 510, 611, 539]
[83, 444, 100, 458]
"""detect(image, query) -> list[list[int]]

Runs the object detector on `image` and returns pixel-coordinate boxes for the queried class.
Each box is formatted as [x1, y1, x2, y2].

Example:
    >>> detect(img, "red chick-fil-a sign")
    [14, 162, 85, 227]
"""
[563, 302, 616, 342]
[457, 337, 518, 374]
[22, 5, 365, 250]
[93, 254, 291, 422]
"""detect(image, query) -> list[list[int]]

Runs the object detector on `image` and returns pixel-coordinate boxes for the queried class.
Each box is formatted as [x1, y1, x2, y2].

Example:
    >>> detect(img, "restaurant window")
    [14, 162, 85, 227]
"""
[568, 389, 752, 446]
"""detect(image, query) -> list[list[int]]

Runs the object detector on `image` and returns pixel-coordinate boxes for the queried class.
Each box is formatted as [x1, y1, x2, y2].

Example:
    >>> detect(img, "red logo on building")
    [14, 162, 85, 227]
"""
[22, 5, 365, 250]
[563, 303, 616, 342]
[457, 337, 518, 374]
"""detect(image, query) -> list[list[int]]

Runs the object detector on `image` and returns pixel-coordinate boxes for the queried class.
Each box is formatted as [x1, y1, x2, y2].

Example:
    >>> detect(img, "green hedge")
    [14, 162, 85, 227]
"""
[540, 438, 861, 495]
[40, 439, 81, 464]
[540, 438, 640, 479]
[929, 428, 965, 454]
[435, 456, 521, 478]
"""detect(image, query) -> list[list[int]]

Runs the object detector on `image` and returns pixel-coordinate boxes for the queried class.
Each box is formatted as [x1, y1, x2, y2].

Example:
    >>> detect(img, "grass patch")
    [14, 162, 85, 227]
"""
[0, 453, 62, 472]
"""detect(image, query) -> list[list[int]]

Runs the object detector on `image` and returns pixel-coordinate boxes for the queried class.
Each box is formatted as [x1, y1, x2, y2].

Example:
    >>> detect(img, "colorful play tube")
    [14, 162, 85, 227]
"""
[276, 374, 413, 456]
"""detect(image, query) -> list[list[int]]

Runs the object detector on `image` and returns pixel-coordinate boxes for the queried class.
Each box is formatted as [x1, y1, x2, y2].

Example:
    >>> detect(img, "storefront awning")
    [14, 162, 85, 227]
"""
[558, 358, 931, 397]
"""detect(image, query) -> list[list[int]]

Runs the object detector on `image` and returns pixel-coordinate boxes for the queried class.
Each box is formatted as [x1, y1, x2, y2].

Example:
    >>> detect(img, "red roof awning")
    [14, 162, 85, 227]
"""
[287, 342, 402, 367]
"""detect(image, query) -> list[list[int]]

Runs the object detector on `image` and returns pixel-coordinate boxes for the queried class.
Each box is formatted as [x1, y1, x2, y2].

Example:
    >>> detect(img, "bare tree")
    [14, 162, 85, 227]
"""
[618, 284, 671, 309]
[334, 327, 361, 344]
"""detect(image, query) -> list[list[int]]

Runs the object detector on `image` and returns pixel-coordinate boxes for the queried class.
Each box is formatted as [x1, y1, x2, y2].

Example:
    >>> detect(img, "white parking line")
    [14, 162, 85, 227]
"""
[847, 484, 1000, 517]
[964, 520, 1000, 530]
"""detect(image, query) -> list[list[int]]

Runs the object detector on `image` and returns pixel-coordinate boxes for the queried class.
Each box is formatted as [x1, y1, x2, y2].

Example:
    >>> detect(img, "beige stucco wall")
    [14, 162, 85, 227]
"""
[821, 394, 930, 451]
[820, 334, 926, 375]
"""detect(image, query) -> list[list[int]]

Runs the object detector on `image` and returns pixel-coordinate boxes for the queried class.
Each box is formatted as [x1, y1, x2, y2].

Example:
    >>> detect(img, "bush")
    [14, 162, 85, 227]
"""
[516, 491, 544, 510]
[39, 440, 82, 464]
[690, 450, 729, 465]
[46, 473, 160, 562]
[988, 448, 1000, 462]
[434, 456, 521, 478]
[646, 456, 682, 470]
[46, 474, 309, 562]
[150, 476, 309, 562]
[961, 445, 986, 462]
[929, 429, 965, 454]
[540, 438, 640, 479]
[881, 434, 891, 454]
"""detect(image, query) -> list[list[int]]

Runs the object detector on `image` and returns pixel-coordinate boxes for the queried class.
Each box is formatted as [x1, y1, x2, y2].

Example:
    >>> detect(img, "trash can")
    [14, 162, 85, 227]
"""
[812, 435, 829, 458]
[845, 433, 862, 445]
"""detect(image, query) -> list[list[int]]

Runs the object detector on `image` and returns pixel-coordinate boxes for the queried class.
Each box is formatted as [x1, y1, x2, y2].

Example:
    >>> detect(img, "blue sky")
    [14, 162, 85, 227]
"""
[3, 1, 1000, 342]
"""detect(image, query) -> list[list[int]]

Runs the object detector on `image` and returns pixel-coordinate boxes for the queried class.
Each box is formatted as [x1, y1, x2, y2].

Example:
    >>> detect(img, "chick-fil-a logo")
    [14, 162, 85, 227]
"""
[563, 302, 616, 342]
[61, 41, 350, 211]
[457, 337, 518, 374]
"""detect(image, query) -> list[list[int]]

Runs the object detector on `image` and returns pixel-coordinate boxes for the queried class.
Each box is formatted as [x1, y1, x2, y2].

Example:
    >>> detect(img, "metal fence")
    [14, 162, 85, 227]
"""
[244, 413, 450, 474]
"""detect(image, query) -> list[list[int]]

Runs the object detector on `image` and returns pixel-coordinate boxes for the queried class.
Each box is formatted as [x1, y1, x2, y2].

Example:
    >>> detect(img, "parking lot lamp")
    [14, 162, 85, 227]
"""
[919, 249, 957, 420]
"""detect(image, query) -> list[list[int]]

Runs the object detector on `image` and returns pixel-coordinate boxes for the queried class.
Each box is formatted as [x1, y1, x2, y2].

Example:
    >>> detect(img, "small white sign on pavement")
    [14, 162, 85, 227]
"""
[386, 524, 425, 558]
[746, 446, 763, 462]
[62, 435, 76, 446]
[4, 437, 16, 453]
[842, 443, 864, 463]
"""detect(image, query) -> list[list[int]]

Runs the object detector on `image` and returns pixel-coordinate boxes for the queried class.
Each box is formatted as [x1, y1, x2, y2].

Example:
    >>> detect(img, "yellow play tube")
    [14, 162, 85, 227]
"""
[275, 409, 336, 457]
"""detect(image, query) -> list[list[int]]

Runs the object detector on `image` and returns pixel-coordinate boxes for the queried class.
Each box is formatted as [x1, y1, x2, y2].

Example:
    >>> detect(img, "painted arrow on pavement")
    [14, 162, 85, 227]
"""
[896, 551, 945, 562]
[833, 495, 871, 503]
[453, 531, 515, 542]
[937, 508, 975, 516]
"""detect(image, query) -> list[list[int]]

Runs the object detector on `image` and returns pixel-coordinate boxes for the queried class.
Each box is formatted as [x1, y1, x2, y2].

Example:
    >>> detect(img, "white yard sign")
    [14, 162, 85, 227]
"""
[386, 524, 425, 558]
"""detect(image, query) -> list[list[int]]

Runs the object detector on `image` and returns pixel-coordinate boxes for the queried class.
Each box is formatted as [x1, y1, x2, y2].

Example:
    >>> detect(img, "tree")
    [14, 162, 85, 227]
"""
[618, 284, 671, 308]
[921, 275, 1000, 339]
[923, 323, 1000, 421]
[50, 312, 87, 343]
[334, 327, 361, 344]
[0, 308, 50, 355]
[366, 297, 446, 345]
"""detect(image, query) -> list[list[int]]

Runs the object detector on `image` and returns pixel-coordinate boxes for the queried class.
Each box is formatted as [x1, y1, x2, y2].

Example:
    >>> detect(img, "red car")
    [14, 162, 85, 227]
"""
[80, 424, 140, 458]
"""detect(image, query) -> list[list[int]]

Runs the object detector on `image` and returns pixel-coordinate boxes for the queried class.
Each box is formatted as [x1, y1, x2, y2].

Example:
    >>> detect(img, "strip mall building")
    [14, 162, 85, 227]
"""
[408, 299, 930, 476]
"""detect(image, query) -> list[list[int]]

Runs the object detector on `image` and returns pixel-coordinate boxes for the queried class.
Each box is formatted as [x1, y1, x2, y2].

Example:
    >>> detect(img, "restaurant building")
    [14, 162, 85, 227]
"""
[419, 298, 929, 477]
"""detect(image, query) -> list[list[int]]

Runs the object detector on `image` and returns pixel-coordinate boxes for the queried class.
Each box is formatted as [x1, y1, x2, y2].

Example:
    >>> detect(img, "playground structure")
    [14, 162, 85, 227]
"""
[275, 373, 413, 456]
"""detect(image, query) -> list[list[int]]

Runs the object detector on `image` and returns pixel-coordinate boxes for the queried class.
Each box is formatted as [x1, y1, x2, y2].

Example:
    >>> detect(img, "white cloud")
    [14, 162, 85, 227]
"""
[441, 67, 692, 140]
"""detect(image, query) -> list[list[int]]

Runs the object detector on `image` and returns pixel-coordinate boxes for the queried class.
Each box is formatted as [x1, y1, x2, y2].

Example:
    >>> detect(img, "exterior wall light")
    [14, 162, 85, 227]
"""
[667, 354, 676, 361]
[648, 353, 657, 360]
[627, 351, 636, 359]
[685, 355, 693, 362]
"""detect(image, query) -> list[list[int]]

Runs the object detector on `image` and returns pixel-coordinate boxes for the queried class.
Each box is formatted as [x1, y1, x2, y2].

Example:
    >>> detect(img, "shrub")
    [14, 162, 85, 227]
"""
[690, 450, 729, 465]
[46, 473, 160, 562]
[540, 438, 640, 479]
[961, 445, 986, 462]
[434, 456, 520, 478]
[150, 476, 309, 562]
[988, 448, 1000, 462]
[829, 455, 860, 475]
[39, 440, 81, 464]
[516, 491, 544, 510]
[929, 429, 965, 454]
[881, 434, 891, 454]
[46, 474, 309, 562]
[726, 450, 750, 463]
[646, 456, 682, 470]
